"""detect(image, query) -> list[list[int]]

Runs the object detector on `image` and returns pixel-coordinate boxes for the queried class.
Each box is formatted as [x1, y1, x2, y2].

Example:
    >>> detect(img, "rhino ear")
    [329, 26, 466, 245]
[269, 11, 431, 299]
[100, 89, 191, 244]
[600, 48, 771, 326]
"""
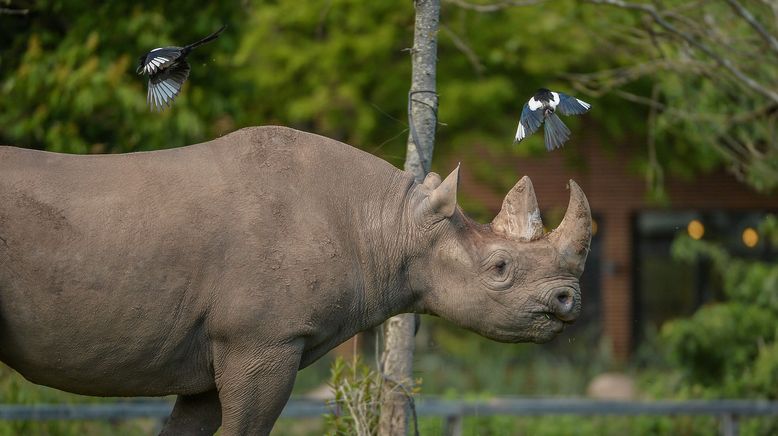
[422, 172, 442, 189]
[426, 165, 459, 218]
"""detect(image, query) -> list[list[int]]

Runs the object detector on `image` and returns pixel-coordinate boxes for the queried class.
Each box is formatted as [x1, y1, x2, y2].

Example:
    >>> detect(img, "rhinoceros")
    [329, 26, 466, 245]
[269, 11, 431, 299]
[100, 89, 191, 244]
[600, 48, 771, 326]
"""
[0, 126, 591, 435]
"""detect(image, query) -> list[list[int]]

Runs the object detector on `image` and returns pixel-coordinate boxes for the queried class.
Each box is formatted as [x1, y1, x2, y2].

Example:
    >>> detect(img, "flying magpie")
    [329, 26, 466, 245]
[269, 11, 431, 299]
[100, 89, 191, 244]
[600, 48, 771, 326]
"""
[514, 88, 591, 151]
[137, 25, 225, 111]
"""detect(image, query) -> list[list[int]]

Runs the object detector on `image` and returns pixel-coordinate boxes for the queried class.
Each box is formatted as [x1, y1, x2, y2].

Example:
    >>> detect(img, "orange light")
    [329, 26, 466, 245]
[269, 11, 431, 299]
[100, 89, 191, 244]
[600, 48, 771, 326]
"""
[687, 219, 704, 240]
[742, 227, 759, 248]
[592, 219, 598, 236]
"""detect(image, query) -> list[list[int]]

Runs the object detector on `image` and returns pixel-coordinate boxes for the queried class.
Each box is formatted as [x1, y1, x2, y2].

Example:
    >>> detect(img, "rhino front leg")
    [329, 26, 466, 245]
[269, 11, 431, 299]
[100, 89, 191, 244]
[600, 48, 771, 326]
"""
[159, 390, 221, 435]
[214, 340, 303, 436]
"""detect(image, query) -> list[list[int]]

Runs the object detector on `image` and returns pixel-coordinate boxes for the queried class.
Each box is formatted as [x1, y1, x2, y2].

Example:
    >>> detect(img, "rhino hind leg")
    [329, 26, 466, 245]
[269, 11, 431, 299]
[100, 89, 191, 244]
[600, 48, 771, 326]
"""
[159, 390, 221, 436]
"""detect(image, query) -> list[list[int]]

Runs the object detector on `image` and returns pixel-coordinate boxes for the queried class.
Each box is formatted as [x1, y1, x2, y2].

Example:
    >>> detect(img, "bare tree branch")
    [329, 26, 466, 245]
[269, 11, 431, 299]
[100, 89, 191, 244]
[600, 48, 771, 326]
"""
[0, 7, 28, 14]
[725, 0, 778, 56]
[443, 0, 547, 12]
[441, 24, 485, 75]
[566, 58, 710, 96]
[731, 103, 778, 123]
[585, 0, 778, 105]
[572, 76, 777, 127]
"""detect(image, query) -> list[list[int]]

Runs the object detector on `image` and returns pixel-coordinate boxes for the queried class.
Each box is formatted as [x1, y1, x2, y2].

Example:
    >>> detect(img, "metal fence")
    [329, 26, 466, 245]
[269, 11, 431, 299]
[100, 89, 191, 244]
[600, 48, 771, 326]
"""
[3, 397, 778, 436]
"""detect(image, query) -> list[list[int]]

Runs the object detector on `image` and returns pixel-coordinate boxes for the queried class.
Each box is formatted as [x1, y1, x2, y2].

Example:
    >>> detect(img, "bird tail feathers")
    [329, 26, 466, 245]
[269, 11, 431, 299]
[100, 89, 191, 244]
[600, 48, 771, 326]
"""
[185, 25, 226, 51]
[544, 113, 571, 151]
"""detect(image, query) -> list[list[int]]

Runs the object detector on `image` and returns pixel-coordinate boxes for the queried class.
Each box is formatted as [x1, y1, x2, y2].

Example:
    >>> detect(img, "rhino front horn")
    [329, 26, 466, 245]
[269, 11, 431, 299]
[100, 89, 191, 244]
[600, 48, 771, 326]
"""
[549, 180, 592, 275]
[491, 176, 544, 241]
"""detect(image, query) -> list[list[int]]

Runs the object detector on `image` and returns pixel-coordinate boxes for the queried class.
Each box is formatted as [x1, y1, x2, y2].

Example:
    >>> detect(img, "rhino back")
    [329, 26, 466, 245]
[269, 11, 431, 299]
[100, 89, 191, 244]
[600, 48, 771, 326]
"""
[0, 126, 405, 395]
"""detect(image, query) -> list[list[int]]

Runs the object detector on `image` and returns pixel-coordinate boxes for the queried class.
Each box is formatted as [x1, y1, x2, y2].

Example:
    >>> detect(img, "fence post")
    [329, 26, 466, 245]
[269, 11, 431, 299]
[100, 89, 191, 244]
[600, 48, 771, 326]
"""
[443, 414, 463, 436]
[719, 413, 739, 436]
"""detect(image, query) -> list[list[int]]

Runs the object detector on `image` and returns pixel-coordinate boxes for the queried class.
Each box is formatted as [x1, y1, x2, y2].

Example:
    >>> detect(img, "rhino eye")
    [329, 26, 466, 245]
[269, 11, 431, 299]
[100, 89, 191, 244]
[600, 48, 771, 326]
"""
[481, 252, 514, 291]
[489, 257, 512, 281]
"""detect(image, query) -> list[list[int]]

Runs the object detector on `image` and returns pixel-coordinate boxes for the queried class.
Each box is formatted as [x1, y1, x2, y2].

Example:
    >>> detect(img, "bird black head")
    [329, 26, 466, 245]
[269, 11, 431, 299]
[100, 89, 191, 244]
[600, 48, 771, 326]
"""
[534, 88, 554, 102]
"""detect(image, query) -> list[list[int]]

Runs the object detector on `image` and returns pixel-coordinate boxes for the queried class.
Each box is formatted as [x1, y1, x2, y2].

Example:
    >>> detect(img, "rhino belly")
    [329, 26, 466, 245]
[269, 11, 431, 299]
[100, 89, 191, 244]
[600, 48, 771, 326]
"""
[0, 264, 215, 397]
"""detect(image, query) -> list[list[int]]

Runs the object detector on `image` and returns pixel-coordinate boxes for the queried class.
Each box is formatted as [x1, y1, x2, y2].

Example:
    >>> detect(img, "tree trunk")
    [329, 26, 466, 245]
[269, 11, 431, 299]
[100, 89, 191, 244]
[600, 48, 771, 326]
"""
[379, 1, 439, 435]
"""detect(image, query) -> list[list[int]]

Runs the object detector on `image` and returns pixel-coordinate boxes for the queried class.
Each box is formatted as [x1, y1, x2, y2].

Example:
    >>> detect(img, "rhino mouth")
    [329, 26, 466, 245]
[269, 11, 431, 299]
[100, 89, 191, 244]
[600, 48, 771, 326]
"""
[532, 310, 573, 332]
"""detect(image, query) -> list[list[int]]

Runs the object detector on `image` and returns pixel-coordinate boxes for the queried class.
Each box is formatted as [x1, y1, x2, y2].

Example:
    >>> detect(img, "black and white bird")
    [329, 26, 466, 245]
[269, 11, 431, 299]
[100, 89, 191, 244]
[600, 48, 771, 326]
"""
[514, 88, 591, 151]
[137, 25, 225, 111]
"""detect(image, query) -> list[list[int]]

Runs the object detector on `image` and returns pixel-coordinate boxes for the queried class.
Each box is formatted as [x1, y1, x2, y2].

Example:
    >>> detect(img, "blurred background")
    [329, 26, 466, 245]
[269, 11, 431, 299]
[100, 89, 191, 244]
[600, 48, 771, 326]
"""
[1, 0, 777, 434]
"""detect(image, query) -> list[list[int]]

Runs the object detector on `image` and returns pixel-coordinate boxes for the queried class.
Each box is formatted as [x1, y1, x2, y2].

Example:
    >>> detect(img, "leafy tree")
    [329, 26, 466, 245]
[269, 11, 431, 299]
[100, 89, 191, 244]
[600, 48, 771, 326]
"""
[662, 216, 778, 400]
[576, 0, 778, 196]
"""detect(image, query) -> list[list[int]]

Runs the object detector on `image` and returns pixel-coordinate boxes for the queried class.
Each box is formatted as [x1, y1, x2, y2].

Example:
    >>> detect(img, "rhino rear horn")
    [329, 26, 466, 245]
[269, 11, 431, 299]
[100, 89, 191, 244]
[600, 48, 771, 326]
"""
[427, 165, 459, 218]
[491, 176, 544, 241]
[549, 180, 592, 275]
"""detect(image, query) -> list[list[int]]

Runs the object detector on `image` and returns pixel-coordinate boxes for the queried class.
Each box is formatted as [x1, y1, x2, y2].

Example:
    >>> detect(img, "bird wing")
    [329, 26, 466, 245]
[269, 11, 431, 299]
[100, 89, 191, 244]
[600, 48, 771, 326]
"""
[515, 101, 544, 143]
[139, 47, 182, 76]
[556, 93, 591, 116]
[147, 60, 190, 111]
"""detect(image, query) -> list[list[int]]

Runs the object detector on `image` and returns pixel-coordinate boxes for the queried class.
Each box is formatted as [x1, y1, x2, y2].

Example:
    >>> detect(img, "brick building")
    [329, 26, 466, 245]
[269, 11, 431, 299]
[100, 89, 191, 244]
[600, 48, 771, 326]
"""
[454, 138, 778, 361]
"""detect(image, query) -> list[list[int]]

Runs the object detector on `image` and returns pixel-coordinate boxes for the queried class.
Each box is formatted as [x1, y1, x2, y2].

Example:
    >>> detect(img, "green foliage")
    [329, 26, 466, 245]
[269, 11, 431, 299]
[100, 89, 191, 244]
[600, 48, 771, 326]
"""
[324, 355, 384, 436]
[0, 1, 244, 152]
[660, 216, 778, 400]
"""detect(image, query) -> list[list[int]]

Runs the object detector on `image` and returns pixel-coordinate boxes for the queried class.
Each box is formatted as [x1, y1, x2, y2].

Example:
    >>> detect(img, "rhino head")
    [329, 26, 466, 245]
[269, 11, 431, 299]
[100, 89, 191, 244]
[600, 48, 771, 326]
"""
[407, 167, 592, 343]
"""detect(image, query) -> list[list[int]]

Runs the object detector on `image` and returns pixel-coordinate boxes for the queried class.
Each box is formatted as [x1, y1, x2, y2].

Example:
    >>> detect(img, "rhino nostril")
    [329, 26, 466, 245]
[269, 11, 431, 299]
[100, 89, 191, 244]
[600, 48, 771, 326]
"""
[552, 288, 576, 315]
[555, 289, 574, 307]
[546, 288, 579, 323]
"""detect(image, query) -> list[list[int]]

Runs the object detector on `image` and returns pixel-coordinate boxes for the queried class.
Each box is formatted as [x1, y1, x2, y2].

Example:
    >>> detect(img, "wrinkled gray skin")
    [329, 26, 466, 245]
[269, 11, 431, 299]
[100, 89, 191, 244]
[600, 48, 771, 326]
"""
[0, 126, 591, 435]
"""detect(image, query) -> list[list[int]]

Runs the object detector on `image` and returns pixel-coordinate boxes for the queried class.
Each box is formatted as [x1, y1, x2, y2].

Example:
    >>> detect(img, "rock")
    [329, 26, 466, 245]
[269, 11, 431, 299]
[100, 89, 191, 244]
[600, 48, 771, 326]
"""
[586, 372, 637, 400]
